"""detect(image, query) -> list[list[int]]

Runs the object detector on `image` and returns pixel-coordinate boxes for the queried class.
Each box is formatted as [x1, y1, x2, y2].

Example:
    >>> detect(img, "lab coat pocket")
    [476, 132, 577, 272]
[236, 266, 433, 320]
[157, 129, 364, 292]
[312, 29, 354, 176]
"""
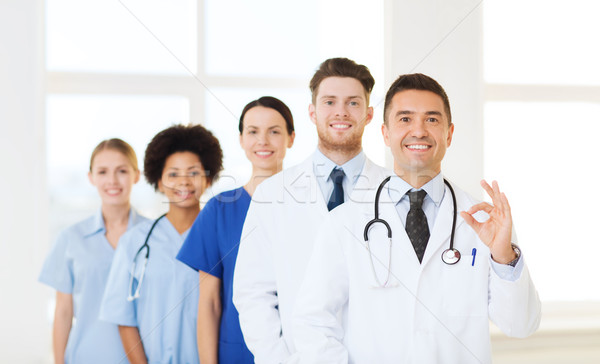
[441, 254, 487, 317]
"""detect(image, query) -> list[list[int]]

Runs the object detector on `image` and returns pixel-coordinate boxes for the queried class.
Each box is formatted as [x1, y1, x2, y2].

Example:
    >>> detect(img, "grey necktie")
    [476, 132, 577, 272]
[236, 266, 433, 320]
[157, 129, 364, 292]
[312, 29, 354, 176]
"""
[406, 190, 430, 263]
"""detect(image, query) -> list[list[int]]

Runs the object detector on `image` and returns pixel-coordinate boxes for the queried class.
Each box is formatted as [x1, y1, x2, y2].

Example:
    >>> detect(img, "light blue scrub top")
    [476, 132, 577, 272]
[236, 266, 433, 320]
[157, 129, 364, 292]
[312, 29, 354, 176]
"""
[100, 216, 200, 364]
[38, 208, 149, 364]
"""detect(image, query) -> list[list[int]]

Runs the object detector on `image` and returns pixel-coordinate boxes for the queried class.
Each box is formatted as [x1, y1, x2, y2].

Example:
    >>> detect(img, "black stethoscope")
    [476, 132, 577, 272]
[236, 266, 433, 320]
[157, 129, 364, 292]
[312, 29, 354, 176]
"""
[127, 213, 166, 301]
[363, 177, 460, 287]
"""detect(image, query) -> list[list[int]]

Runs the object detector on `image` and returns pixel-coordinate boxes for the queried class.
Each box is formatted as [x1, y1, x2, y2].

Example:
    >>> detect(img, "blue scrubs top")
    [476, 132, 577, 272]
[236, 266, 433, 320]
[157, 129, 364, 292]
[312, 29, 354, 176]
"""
[100, 216, 200, 364]
[177, 187, 254, 363]
[38, 208, 149, 364]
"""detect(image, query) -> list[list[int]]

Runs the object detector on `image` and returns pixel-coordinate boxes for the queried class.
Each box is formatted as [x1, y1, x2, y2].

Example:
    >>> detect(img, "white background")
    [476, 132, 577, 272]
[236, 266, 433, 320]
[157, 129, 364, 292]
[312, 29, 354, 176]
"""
[1, 0, 599, 362]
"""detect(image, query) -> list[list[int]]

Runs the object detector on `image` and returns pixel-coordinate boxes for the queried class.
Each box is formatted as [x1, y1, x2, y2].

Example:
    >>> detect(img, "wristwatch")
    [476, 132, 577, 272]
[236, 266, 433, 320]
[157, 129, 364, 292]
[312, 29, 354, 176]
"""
[506, 244, 521, 267]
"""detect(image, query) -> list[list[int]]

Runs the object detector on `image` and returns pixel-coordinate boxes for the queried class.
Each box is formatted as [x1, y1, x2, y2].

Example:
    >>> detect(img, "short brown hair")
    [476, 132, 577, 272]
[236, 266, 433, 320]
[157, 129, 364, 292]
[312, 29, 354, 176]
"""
[383, 73, 452, 125]
[309, 58, 375, 104]
[90, 138, 138, 172]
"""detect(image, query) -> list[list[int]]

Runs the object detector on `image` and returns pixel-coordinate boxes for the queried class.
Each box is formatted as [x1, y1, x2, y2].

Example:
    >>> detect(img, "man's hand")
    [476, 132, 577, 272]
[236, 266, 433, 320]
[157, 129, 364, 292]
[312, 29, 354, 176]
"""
[460, 180, 517, 264]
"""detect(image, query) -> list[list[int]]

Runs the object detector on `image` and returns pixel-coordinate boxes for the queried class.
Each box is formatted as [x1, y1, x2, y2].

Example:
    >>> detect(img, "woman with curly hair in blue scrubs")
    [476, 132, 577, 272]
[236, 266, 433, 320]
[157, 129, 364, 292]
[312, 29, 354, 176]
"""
[177, 96, 295, 364]
[100, 124, 223, 364]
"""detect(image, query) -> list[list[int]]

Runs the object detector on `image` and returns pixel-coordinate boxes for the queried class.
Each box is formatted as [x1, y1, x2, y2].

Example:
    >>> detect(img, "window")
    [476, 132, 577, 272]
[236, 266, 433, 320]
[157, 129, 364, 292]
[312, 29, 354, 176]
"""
[47, 0, 197, 74]
[45, 0, 385, 233]
[46, 94, 189, 228]
[483, 0, 600, 301]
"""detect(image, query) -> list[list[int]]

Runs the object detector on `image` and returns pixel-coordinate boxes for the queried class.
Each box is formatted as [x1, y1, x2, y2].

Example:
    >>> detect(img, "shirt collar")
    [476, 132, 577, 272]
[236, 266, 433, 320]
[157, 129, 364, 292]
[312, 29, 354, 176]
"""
[313, 148, 366, 183]
[85, 208, 139, 237]
[387, 172, 445, 206]
[86, 209, 107, 237]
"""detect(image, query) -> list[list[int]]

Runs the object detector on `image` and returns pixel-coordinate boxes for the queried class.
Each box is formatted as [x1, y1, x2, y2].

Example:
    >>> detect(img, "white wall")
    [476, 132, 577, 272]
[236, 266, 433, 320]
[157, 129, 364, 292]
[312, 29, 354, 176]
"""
[0, 0, 50, 362]
[385, 0, 483, 197]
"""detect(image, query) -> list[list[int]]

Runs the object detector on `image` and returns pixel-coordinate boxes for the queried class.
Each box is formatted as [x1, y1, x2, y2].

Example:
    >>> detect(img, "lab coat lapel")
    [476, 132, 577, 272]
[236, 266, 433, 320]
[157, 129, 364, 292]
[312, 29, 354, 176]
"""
[285, 157, 328, 215]
[287, 156, 387, 215]
[350, 159, 390, 204]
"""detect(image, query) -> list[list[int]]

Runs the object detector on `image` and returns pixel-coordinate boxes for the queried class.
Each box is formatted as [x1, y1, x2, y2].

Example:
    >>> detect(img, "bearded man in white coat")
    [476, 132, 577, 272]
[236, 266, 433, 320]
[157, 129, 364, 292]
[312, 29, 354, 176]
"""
[232, 58, 390, 364]
[293, 73, 541, 364]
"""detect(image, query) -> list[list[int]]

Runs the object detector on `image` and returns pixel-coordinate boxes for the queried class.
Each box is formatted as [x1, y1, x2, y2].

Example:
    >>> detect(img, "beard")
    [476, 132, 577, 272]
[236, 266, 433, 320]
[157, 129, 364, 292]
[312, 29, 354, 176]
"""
[316, 123, 363, 154]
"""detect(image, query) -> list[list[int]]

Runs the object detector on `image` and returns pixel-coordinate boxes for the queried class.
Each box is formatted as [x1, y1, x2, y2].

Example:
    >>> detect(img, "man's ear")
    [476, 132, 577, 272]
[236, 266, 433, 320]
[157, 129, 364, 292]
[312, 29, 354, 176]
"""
[364, 106, 374, 125]
[308, 103, 317, 125]
[381, 123, 391, 147]
[446, 123, 455, 148]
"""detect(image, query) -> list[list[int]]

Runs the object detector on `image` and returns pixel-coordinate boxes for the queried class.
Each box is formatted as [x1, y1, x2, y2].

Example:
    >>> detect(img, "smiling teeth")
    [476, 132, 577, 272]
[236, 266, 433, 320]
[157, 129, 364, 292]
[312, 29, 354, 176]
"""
[407, 145, 429, 150]
[331, 124, 350, 129]
[256, 151, 272, 156]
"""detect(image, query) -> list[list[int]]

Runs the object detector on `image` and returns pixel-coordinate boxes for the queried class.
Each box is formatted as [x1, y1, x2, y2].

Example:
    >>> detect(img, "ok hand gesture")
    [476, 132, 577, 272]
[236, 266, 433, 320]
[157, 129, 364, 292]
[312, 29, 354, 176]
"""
[460, 180, 517, 264]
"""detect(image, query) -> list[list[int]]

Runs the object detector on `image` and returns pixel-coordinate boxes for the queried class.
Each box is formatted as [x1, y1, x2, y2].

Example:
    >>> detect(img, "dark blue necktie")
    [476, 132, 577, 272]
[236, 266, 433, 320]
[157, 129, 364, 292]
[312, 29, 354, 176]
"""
[327, 167, 345, 211]
[406, 190, 430, 263]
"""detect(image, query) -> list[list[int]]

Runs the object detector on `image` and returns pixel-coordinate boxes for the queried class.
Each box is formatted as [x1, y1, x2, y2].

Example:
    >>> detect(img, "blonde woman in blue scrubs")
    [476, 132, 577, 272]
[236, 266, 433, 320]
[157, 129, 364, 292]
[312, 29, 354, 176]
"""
[39, 138, 149, 364]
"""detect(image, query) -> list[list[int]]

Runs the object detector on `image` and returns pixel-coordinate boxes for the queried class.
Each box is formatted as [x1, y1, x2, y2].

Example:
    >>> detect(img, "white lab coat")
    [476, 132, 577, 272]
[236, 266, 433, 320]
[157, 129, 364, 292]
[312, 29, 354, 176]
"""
[233, 156, 390, 364]
[293, 179, 541, 364]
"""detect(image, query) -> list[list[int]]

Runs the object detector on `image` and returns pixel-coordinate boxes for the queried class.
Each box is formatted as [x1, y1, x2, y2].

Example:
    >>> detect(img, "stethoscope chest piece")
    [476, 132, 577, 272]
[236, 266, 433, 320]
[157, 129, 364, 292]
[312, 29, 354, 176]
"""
[441, 248, 461, 265]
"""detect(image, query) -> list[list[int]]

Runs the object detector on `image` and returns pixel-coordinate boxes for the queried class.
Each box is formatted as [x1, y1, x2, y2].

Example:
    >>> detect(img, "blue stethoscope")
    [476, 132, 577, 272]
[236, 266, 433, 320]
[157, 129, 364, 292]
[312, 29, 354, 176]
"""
[127, 213, 166, 301]
[363, 177, 460, 287]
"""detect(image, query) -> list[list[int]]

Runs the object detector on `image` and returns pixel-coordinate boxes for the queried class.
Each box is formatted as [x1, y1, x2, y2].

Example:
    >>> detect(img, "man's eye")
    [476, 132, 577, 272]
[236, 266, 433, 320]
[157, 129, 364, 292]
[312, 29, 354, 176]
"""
[349, 101, 359, 106]
[190, 171, 200, 177]
[427, 118, 438, 123]
[325, 101, 334, 105]
[400, 117, 409, 122]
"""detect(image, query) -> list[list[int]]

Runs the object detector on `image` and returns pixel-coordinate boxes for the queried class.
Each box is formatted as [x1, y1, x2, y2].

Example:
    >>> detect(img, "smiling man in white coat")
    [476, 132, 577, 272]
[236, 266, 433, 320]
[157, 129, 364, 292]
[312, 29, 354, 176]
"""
[232, 58, 389, 364]
[293, 73, 541, 364]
